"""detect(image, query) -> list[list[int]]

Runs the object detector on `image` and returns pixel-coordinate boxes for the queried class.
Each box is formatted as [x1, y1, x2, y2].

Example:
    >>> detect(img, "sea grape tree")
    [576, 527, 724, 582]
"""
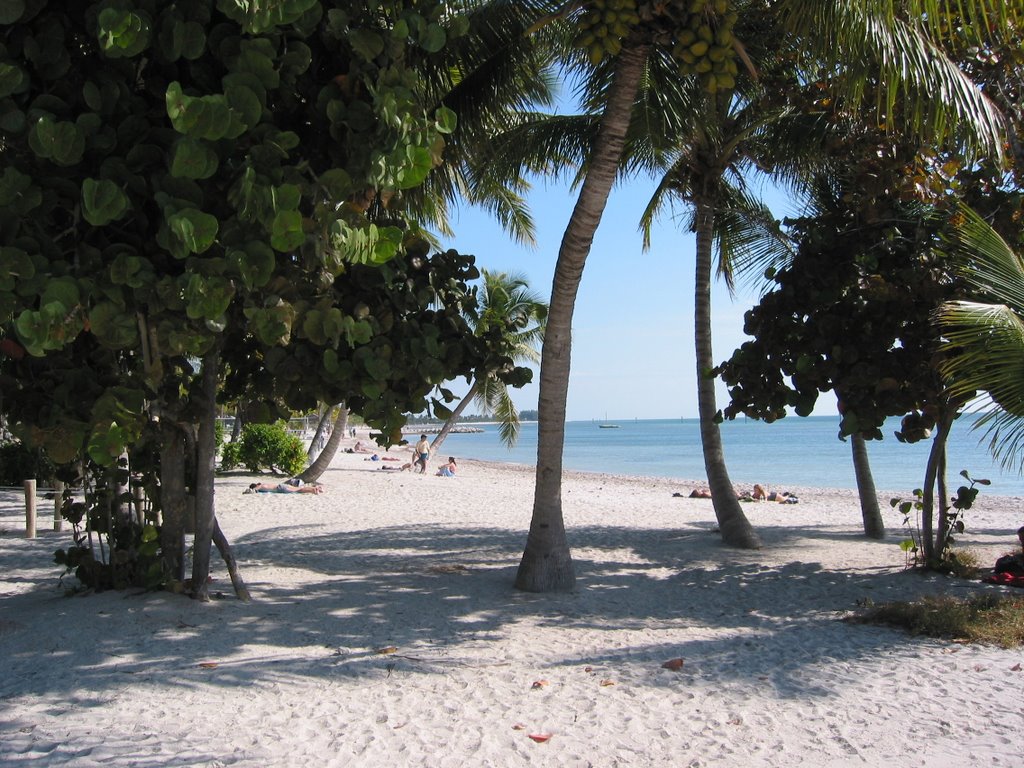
[0, 0, 504, 597]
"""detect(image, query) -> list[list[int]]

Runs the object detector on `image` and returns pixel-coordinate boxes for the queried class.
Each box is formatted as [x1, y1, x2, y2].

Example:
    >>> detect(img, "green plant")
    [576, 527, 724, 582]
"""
[890, 469, 989, 571]
[231, 422, 306, 476]
[220, 440, 241, 471]
[53, 461, 164, 593]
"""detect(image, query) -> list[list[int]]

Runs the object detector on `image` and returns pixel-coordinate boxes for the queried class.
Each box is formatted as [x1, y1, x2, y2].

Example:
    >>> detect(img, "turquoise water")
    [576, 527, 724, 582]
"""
[433, 416, 1024, 496]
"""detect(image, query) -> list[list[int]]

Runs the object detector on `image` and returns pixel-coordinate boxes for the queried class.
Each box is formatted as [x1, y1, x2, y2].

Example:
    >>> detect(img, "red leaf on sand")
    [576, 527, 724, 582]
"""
[198, 662, 218, 669]
[528, 733, 552, 743]
[531, 679, 549, 689]
[661, 658, 684, 671]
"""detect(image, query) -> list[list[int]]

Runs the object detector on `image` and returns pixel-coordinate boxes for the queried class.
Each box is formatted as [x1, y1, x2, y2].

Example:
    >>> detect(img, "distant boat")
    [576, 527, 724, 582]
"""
[598, 412, 619, 428]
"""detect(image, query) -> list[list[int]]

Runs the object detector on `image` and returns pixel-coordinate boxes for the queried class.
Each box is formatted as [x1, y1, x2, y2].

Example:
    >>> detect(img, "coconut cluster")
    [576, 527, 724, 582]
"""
[574, 0, 642, 64]
[574, 0, 739, 94]
[669, 0, 739, 94]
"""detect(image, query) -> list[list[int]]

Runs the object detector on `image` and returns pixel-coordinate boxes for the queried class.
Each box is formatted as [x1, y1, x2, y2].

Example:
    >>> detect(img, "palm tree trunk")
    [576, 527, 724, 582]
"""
[307, 403, 335, 459]
[431, 381, 479, 454]
[298, 405, 349, 483]
[515, 43, 650, 593]
[851, 433, 885, 539]
[693, 200, 760, 549]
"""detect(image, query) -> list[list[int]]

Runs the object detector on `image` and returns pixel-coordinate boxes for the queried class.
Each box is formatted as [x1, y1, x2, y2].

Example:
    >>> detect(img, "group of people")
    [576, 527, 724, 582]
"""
[679, 484, 799, 504]
[413, 434, 457, 477]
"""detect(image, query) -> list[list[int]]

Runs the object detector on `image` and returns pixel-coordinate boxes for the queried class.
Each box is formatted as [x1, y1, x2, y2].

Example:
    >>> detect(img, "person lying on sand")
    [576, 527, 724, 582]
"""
[751, 484, 798, 503]
[245, 481, 323, 494]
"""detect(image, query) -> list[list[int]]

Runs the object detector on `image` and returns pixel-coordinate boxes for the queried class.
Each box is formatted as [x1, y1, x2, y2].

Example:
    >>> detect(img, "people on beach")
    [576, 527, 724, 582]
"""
[351, 441, 373, 453]
[245, 481, 323, 494]
[675, 485, 799, 503]
[414, 434, 430, 474]
[436, 457, 457, 477]
[751, 484, 799, 503]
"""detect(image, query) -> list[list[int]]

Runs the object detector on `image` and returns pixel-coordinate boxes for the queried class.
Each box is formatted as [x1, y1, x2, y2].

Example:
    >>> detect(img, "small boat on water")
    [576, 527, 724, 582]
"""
[598, 423, 620, 429]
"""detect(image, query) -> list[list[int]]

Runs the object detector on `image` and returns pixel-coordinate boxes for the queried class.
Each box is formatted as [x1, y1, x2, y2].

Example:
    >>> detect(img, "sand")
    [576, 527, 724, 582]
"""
[1, 441, 1023, 767]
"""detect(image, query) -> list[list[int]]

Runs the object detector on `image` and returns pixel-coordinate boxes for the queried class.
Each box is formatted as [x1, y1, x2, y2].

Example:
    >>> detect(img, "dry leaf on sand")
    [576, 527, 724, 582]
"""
[528, 733, 552, 743]
[531, 679, 549, 689]
[661, 658, 684, 671]
[197, 662, 218, 669]
[376, 646, 398, 654]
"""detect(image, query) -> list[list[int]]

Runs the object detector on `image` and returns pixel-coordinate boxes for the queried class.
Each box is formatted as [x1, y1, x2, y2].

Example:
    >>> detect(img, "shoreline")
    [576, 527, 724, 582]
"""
[2, 439, 1023, 766]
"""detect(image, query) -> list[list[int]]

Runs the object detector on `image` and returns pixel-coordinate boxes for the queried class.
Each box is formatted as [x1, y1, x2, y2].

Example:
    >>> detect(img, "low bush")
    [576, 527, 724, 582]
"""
[221, 422, 306, 476]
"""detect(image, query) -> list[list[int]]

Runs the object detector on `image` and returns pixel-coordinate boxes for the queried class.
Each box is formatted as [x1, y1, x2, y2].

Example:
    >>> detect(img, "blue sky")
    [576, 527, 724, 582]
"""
[441, 171, 834, 422]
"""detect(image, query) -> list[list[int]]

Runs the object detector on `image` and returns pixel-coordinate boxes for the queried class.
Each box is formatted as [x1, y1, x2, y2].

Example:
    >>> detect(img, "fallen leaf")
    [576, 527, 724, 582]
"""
[528, 733, 552, 743]
[584, 666, 594, 673]
[531, 679, 549, 689]
[1011, 663, 1022, 672]
[600, 679, 615, 687]
[661, 658, 684, 671]
[376, 646, 398, 655]
[511, 723, 527, 731]
[197, 662, 218, 669]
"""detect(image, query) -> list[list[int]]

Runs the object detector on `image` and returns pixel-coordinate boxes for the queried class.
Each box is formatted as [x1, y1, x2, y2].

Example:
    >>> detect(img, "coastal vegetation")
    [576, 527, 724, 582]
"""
[1, 0, 1021, 599]
[484, 0, 1017, 591]
[850, 594, 1024, 648]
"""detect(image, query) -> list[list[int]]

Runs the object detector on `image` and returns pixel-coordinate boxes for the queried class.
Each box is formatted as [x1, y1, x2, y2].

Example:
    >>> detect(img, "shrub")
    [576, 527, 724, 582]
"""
[228, 422, 306, 476]
[220, 439, 242, 470]
[0, 441, 56, 486]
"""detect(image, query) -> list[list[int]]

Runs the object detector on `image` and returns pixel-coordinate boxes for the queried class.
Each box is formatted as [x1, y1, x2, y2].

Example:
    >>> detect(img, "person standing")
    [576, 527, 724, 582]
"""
[414, 434, 430, 474]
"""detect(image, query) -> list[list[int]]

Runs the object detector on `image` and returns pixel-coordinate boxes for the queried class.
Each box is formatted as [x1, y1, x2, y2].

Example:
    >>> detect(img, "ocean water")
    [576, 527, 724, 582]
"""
[431, 415, 1024, 496]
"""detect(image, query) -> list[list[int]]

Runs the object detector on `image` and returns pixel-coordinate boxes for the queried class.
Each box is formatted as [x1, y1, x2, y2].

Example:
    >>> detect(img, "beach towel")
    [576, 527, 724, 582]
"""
[981, 572, 1024, 588]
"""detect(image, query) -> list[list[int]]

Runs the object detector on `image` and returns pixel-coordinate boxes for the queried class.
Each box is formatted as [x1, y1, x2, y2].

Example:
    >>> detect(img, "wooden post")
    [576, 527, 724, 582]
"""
[132, 485, 145, 526]
[53, 480, 64, 532]
[24, 479, 36, 538]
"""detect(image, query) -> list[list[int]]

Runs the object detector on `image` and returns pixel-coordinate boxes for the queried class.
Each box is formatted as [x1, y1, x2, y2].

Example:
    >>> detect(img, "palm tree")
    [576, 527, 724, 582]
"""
[938, 205, 1024, 479]
[432, 269, 547, 452]
[494, 0, 1011, 591]
[298, 403, 349, 484]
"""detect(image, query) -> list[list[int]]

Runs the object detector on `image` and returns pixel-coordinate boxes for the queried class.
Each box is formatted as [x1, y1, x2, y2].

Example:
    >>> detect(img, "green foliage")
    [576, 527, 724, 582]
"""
[0, 0, 487, 471]
[53, 460, 164, 592]
[228, 422, 306, 476]
[890, 469, 989, 570]
[0, 440, 55, 486]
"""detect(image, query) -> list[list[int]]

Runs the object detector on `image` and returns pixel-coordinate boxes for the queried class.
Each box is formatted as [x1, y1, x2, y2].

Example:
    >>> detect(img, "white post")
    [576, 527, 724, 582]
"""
[24, 479, 37, 538]
[53, 480, 64, 532]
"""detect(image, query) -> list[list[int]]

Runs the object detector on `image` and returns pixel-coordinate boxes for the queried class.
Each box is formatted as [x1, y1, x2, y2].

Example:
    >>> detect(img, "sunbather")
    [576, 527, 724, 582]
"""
[246, 481, 323, 494]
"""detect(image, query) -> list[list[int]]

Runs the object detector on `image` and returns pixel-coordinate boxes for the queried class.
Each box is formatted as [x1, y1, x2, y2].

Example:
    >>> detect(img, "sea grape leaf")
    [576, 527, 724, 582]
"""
[82, 178, 129, 225]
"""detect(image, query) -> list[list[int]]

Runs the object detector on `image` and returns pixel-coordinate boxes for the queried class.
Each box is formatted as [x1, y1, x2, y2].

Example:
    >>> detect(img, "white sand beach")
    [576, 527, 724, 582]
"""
[2, 441, 1023, 767]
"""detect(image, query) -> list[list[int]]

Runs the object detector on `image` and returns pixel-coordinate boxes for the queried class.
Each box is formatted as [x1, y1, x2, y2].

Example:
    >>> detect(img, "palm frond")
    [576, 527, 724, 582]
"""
[946, 205, 1024, 311]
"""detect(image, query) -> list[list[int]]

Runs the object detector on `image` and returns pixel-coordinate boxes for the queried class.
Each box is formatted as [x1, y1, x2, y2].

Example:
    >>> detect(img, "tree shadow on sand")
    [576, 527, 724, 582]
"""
[2, 515, 1007, 713]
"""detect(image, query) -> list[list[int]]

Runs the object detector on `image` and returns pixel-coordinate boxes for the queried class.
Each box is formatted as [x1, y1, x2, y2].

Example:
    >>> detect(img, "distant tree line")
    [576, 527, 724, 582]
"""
[405, 409, 537, 425]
